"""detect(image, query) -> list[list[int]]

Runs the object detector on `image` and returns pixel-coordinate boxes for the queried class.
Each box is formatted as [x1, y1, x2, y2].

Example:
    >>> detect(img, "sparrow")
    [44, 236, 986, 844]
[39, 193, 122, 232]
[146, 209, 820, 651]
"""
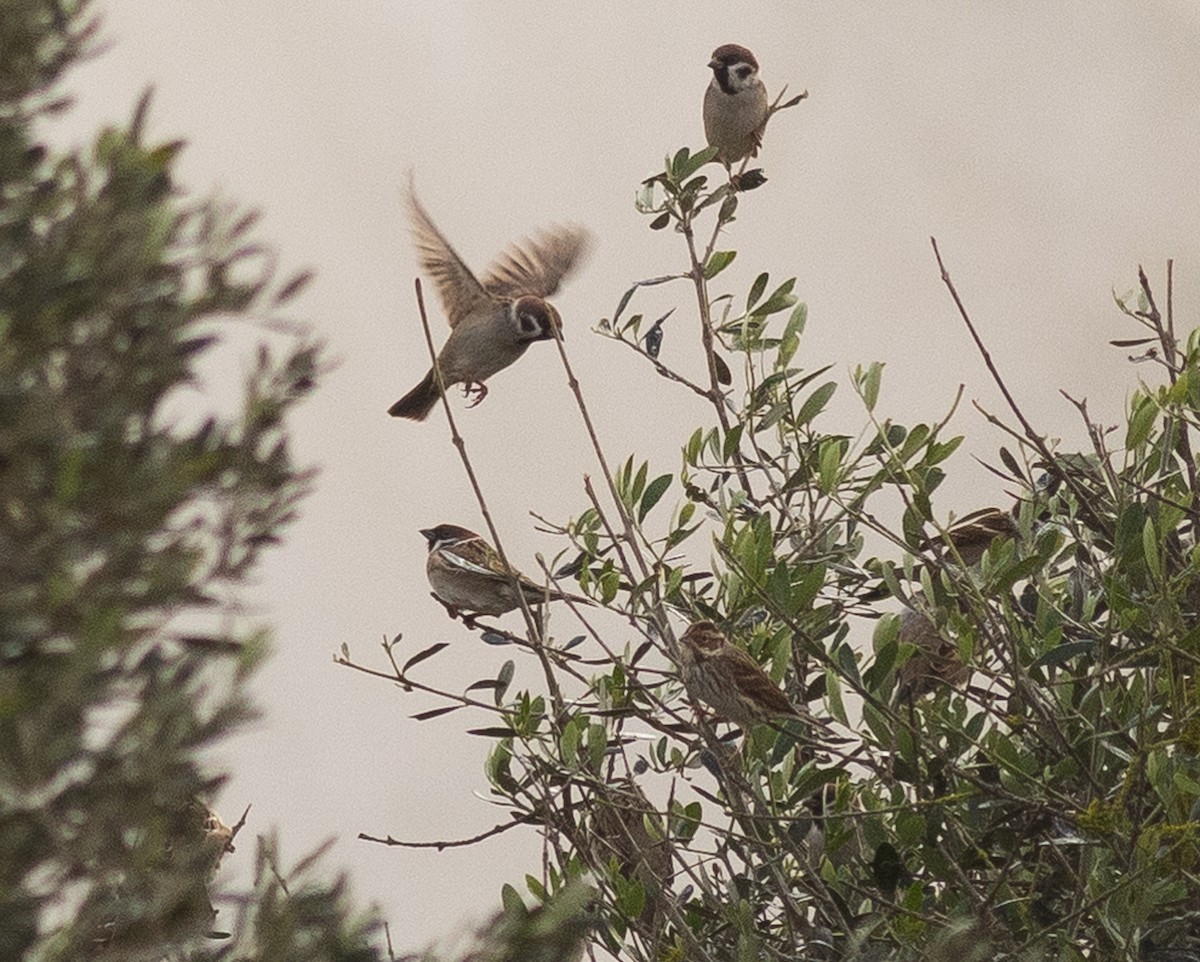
[677, 620, 806, 730]
[421, 523, 588, 624]
[920, 507, 1020, 567]
[895, 508, 1020, 700]
[893, 606, 971, 701]
[584, 779, 673, 925]
[89, 800, 234, 955]
[388, 182, 590, 420]
[703, 44, 770, 172]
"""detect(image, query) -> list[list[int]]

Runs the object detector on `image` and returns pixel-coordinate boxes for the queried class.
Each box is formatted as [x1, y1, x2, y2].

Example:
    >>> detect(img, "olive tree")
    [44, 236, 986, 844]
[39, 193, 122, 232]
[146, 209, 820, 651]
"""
[345, 121, 1200, 962]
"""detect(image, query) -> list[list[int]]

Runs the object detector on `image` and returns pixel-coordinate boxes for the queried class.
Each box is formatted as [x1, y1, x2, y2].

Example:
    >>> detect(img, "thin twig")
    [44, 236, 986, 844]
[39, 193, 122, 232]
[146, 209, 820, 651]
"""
[930, 238, 1113, 541]
[358, 818, 525, 850]
[549, 330, 655, 590]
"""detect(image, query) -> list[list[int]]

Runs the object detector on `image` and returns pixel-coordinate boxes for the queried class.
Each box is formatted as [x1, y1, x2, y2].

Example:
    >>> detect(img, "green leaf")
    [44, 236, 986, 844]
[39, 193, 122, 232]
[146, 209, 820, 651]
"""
[859, 362, 883, 412]
[495, 659, 515, 705]
[588, 721, 608, 770]
[755, 402, 789, 433]
[631, 460, 648, 504]
[675, 145, 720, 181]
[795, 381, 837, 427]
[1030, 640, 1095, 668]
[525, 874, 547, 902]
[600, 568, 621, 605]
[1126, 393, 1157, 449]
[998, 446, 1023, 480]
[723, 423, 744, 461]
[402, 642, 450, 673]
[1143, 516, 1161, 582]
[704, 249, 737, 279]
[501, 883, 525, 915]
[824, 667, 848, 725]
[746, 272, 769, 311]
[639, 473, 672, 522]
[754, 278, 797, 316]
[818, 438, 844, 493]
[411, 705, 463, 722]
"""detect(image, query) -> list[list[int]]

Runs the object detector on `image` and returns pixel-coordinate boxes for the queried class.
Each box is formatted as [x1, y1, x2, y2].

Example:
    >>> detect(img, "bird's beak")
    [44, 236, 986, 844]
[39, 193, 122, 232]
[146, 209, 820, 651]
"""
[419, 528, 434, 541]
[708, 59, 721, 70]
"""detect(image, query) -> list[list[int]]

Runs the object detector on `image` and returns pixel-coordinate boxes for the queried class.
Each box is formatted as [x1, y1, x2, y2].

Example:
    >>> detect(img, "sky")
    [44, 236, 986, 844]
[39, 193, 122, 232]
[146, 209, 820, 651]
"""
[50, 1, 1200, 952]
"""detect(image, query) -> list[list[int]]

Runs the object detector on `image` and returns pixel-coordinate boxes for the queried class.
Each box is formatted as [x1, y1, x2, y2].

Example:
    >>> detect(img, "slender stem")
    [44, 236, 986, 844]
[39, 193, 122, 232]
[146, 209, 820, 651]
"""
[930, 237, 1113, 541]
[681, 218, 756, 498]
[550, 331, 659, 598]
[358, 818, 524, 850]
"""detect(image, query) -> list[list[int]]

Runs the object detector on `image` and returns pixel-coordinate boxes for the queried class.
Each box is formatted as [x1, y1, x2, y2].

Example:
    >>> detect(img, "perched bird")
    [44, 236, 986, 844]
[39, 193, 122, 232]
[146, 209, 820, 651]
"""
[89, 801, 235, 956]
[677, 620, 806, 730]
[919, 507, 1020, 567]
[893, 606, 971, 701]
[703, 44, 770, 171]
[421, 524, 587, 624]
[584, 779, 673, 926]
[895, 508, 1020, 700]
[388, 182, 590, 420]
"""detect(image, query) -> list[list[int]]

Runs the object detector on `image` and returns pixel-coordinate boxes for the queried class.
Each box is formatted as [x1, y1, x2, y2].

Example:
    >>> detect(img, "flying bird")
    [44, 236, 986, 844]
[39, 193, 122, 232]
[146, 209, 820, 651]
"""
[388, 183, 590, 420]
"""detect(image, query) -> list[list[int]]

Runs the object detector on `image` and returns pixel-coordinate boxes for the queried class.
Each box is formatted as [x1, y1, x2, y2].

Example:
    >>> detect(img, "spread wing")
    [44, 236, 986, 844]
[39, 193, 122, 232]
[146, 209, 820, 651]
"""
[406, 181, 491, 328]
[481, 224, 592, 300]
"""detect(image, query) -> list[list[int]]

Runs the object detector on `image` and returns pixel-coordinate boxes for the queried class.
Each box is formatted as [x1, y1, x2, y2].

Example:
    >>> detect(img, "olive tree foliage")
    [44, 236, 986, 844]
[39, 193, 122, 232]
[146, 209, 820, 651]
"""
[345, 124, 1200, 962]
[0, 3, 381, 959]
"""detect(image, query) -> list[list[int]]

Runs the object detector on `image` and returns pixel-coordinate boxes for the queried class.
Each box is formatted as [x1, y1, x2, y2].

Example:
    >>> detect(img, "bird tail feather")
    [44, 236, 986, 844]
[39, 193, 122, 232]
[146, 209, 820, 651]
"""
[388, 369, 440, 420]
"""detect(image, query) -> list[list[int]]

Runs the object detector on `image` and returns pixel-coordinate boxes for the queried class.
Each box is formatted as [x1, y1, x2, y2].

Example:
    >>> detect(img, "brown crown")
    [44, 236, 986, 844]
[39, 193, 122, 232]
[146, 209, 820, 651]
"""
[680, 620, 727, 653]
[709, 44, 758, 70]
[420, 524, 480, 549]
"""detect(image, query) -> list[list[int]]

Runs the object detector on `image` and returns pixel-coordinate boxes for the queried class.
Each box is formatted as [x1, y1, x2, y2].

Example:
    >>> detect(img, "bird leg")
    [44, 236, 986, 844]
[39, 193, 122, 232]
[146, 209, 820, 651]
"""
[430, 593, 462, 622]
[462, 381, 489, 407]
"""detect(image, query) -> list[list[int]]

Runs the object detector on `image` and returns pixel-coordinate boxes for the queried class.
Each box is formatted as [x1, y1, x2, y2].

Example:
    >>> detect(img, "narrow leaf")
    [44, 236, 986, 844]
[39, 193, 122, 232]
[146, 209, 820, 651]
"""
[403, 642, 450, 673]
[704, 249, 737, 280]
[411, 705, 463, 721]
[639, 474, 673, 522]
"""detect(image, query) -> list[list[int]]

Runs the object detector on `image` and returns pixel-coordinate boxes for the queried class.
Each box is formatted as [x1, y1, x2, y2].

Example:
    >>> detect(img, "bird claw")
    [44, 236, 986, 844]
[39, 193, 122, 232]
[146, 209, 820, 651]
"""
[462, 382, 489, 408]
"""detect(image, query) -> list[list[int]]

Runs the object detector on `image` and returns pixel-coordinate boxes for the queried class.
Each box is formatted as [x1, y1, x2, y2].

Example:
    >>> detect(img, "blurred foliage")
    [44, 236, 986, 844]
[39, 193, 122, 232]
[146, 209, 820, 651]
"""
[0, 2, 381, 959]
[350, 135, 1200, 962]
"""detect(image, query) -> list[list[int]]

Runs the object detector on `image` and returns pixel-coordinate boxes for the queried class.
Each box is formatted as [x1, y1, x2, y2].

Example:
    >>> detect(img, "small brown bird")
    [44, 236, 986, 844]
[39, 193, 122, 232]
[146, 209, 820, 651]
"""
[703, 44, 770, 170]
[389, 182, 590, 420]
[920, 507, 1020, 567]
[585, 779, 673, 926]
[896, 508, 1020, 700]
[421, 524, 587, 623]
[893, 607, 971, 701]
[677, 620, 806, 730]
